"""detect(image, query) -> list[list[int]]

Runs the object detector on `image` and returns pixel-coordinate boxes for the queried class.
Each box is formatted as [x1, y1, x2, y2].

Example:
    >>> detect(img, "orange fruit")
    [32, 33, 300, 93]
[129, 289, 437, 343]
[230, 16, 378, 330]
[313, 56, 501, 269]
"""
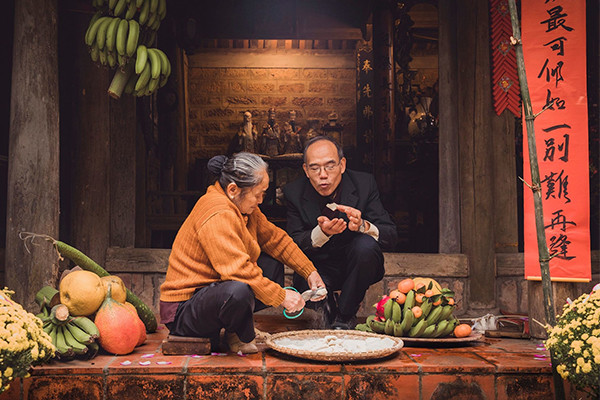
[447, 298, 455, 306]
[454, 323, 472, 338]
[395, 292, 406, 305]
[415, 282, 426, 291]
[432, 298, 442, 306]
[411, 306, 423, 319]
[413, 277, 443, 295]
[397, 279, 415, 294]
[424, 289, 434, 298]
[389, 289, 402, 300]
[415, 293, 425, 304]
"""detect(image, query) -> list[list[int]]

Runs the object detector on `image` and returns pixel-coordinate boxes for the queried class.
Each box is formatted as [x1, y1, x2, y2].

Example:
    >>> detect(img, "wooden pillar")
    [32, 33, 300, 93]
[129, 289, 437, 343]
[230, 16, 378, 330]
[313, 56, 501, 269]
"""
[70, 11, 111, 264]
[438, 0, 461, 253]
[109, 96, 137, 247]
[6, 0, 60, 309]
[492, 111, 519, 253]
[457, 0, 496, 309]
[372, 0, 395, 211]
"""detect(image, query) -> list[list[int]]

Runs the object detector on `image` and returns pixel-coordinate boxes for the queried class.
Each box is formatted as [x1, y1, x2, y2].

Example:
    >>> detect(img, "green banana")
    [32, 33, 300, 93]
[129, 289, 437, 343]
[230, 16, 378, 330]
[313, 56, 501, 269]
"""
[107, 51, 117, 68]
[147, 48, 161, 79]
[90, 43, 100, 62]
[420, 298, 433, 318]
[156, 49, 170, 75]
[404, 290, 415, 310]
[135, 44, 148, 74]
[126, 19, 140, 57]
[136, 0, 144, 7]
[391, 301, 402, 323]
[105, 17, 120, 52]
[65, 321, 94, 344]
[55, 325, 73, 357]
[85, 341, 100, 359]
[139, 0, 150, 25]
[158, 0, 166, 20]
[150, 18, 161, 32]
[99, 47, 108, 66]
[108, 0, 118, 11]
[125, 0, 137, 19]
[146, 8, 157, 28]
[408, 319, 427, 337]
[393, 322, 404, 337]
[149, 0, 158, 13]
[147, 77, 160, 93]
[118, 53, 127, 68]
[425, 305, 443, 325]
[439, 318, 457, 337]
[145, 30, 157, 46]
[116, 18, 129, 56]
[85, 16, 109, 47]
[421, 324, 436, 338]
[62, 325, 89, 354]
[135, 61, 151, 92]
[399, 308, 414, 336]
[384, 319, 394, 336]
[433, 319, 449, 338]
[438, 305, 454, 322]
[96, 17, 113, 50]
[383, 298, 393, 321]
[48, 324, 58, 348]
[369, 319, 385, 334]
[113, 0, 128, 17]
[124, 70, 138, 94]
[84, 11, 104, 47]
[70, 316, 100, 338]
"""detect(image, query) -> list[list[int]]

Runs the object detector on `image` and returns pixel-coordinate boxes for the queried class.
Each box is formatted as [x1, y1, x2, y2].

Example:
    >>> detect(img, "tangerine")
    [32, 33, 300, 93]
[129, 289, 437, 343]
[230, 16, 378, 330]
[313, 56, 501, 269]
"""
[397, 279, 415, 294]
[389, 289, 402, 300]
[454, 323, 472, 338]
[424, 289, 434, 298]
[447, 298, 455, 306]
[411, 306, 423, 319]
[415, 282, 426, 290]
[415, 293, 425, 304]
[432, 298, 442, 306]
[395, 292, 407, 305]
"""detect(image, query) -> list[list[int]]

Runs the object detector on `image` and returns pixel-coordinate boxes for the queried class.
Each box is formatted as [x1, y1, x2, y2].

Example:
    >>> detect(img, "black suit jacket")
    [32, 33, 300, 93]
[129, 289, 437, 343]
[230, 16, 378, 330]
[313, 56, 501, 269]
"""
[282, 169, 397, 258]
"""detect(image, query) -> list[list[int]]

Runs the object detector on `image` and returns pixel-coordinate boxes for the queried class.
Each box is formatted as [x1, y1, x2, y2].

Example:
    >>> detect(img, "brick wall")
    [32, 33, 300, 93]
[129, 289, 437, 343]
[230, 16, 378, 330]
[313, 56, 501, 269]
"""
[186, 48, 357, 159]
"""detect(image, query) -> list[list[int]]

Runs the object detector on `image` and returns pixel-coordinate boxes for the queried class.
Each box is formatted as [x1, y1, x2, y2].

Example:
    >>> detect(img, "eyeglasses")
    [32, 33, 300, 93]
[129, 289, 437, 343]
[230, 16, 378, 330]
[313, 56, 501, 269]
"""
[307, 162, 340, 174]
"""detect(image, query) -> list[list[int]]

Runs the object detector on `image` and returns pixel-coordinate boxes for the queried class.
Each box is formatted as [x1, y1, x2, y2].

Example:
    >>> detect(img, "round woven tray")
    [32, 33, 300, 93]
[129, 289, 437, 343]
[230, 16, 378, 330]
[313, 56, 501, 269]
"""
[265, 329, 404, 362]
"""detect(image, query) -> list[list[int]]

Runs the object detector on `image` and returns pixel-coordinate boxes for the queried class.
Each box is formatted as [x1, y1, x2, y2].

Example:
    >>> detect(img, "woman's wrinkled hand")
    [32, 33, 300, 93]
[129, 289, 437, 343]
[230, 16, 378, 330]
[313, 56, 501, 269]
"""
[306, 271, 327, 302]
[281, 289, 305, 313]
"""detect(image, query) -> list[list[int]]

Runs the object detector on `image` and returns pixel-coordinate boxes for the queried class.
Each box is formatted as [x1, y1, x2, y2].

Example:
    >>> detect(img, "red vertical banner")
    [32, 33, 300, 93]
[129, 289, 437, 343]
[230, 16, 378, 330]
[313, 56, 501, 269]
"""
[522, 0, 591, 281]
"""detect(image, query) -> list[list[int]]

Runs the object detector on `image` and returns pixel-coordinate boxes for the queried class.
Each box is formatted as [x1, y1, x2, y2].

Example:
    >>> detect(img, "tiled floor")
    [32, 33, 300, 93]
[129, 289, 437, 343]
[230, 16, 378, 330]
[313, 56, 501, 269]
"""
[0, 316, 586, 400]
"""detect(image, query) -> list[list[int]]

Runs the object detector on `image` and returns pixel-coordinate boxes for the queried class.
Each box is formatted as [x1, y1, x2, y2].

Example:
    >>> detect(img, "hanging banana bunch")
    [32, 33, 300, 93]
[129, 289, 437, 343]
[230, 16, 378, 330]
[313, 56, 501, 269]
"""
[84, 0, 170, 99]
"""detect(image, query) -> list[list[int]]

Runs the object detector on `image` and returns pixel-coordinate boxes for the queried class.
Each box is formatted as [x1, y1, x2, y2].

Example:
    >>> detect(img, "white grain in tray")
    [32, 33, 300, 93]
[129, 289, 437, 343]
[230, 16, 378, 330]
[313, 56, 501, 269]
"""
[274, 335, 397, 354]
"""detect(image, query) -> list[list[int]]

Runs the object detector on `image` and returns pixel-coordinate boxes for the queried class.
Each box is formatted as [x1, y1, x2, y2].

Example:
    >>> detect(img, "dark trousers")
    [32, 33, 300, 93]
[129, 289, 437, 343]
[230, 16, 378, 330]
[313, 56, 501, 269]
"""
[293, 234, 384, 318]
[167, 253, 283, 343]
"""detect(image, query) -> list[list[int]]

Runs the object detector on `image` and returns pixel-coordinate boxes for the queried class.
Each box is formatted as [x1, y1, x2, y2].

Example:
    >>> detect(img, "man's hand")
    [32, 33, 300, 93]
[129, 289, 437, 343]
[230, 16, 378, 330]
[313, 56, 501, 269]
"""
[306, 271, 327, 302]
[335, 204, 369, 232]
[281, 289, 305, 313]
[317, 216, 347, 236]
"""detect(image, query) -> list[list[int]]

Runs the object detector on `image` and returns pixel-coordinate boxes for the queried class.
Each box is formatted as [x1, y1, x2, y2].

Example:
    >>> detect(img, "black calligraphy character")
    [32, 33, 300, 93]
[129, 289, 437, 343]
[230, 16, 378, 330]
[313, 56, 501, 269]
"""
[542, 169, 571, 203]
[542, 123, 571, 133]
[543, 36, 567, 56]
[558, 134, 569, 162]
[545, 89, 566, 110]
[540, 6, 574, 33]
[545, 209, 577, 231]
[548, 233, 575, 260]
[537, 59, 564, 87]
[544, 138, 555, 161]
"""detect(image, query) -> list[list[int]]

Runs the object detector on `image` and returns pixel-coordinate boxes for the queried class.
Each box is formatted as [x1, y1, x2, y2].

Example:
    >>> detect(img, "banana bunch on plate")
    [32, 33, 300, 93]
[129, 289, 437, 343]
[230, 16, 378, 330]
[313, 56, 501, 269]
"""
[356, 278, 460, 338]
[84, 0, 170, 98]
[35, 287, 101, 360]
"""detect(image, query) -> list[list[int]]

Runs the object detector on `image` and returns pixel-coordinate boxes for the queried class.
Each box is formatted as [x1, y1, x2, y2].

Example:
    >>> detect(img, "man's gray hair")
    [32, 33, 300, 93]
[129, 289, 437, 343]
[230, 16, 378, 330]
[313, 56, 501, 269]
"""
[303, 136, 344, 163]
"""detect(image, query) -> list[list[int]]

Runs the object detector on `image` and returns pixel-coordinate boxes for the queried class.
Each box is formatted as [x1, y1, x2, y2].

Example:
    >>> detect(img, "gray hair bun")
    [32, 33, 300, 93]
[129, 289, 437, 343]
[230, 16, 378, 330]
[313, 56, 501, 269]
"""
[207, 155, 228, 174]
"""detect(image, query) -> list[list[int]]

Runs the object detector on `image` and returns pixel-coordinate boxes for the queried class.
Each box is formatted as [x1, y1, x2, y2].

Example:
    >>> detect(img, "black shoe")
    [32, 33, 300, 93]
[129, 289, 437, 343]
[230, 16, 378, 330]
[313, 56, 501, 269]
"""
[312, 294, 338, 329]
[331, 315, 357, 330]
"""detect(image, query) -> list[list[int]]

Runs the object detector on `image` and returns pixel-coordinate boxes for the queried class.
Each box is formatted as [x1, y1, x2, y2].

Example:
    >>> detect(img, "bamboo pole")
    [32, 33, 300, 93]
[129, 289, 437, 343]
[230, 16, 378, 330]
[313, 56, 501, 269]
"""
[506, 1, 565, 399]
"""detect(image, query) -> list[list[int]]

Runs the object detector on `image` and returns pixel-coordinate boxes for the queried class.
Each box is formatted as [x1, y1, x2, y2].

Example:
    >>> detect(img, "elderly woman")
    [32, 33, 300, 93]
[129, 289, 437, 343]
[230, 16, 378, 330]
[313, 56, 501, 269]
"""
[160, 152, 325, 354]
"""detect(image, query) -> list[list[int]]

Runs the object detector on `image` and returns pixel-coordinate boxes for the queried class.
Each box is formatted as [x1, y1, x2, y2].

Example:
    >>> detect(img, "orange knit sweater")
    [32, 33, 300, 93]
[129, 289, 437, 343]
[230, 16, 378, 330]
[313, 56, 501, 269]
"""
[160, 182, 316, 307]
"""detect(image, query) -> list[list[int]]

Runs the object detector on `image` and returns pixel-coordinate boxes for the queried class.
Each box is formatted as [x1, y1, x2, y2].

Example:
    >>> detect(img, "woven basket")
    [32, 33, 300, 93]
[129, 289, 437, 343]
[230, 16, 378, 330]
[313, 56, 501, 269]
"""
[265, 329, 404, 362]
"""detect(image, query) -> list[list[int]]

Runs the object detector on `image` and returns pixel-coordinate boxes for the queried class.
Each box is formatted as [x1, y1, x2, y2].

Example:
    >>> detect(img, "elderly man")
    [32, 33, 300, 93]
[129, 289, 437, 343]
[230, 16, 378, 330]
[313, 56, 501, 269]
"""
[282, 136, 397, 329]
